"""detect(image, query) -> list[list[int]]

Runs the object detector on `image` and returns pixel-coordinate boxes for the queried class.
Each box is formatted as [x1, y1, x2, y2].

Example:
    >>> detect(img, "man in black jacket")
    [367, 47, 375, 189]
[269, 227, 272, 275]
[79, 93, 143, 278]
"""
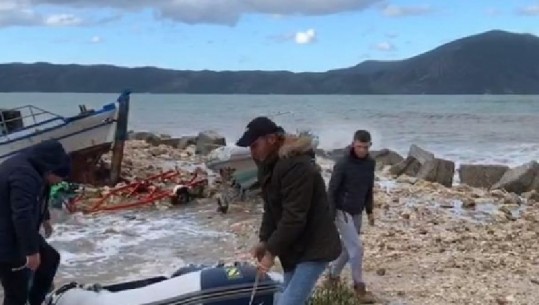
[326, 130, 376, 303]
[0, 140, 71, 305]
[236, 116, 341, 305]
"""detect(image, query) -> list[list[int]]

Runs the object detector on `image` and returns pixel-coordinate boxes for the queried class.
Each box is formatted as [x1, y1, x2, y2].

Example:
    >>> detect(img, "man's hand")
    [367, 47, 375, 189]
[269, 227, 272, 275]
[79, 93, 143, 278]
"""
[26, 253, 41, 271]
[257, 252, 275, 274]
[43, 220, 53, 238]
[368, 213, 375, 226]
[250, 242, 266, 261]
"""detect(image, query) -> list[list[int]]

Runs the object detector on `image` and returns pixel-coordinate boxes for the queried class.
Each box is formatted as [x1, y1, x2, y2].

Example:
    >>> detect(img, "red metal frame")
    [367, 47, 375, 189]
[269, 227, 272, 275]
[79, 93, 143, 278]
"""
[68, 170, 208, 214]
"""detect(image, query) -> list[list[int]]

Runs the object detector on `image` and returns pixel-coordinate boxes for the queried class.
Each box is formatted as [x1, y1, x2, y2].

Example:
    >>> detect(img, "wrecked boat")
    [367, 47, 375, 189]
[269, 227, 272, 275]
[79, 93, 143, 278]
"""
[207, 147, 256, 174]
[207, 131, 320, 205]
[0, 90, 130, 185]
[207, 147, 259, 207]
[45, 262, 283, 305]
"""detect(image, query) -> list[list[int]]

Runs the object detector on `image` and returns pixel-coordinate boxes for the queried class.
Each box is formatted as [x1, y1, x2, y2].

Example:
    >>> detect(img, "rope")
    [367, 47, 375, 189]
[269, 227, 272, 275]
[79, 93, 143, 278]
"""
[248, 271, 260, 305]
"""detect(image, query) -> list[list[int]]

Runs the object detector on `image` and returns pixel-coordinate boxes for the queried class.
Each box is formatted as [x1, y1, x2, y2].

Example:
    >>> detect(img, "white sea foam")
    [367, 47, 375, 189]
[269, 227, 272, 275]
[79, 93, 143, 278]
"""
[48, 207, 234, 283]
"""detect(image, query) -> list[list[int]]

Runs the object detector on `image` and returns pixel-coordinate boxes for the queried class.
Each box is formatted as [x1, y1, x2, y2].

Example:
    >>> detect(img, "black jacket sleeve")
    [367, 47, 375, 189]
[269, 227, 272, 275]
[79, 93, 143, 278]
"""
[43, 208, 51, 222]
[258, 200, 275, 242]
[364, 159, 376, 215]
[8, 170, 41, 256]
[327, 159, 345, 219]
[265, 161, 314, 257]
[365, 185, 374, 215]
[42, 185, 51, 222]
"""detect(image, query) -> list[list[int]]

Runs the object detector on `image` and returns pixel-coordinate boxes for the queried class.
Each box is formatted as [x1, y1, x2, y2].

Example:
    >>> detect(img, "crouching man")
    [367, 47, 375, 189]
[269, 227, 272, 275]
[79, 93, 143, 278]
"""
[0, 140, 71, 305]
[237, 117, 342, 305]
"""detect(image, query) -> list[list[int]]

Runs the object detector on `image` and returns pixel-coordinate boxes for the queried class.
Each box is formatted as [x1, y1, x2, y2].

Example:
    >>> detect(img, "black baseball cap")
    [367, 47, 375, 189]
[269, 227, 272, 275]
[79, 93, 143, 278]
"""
[236, 116, 285, 147]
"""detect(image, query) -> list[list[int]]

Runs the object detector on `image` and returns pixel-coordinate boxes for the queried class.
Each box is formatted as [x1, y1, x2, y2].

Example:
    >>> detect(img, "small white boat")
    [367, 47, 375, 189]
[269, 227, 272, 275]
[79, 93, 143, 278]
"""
[207, 146, 256, 173]
[0, 90, 130, 184]
[46, 262, 283, 305]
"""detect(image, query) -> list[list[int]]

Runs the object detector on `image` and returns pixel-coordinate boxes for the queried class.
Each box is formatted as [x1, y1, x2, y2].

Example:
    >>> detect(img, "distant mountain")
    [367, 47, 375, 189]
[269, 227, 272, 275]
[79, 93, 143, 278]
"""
[1, 30, 539, 94]
[328, 59, 400, 75]
[367, 30, 539, 94]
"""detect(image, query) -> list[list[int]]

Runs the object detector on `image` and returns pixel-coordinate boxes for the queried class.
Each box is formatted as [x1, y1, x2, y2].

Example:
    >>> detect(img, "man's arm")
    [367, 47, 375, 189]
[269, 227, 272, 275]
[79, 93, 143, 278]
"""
[9, 170, 41, 256]
[365, 159, 376, 216]
[365, 185, 374, 215]
[327, 160, 345, 219]
[258, 201, 275, 242]
[265, 161, 314, 257]
[43, 208, 51, 222]
[43, 185, 51, 222]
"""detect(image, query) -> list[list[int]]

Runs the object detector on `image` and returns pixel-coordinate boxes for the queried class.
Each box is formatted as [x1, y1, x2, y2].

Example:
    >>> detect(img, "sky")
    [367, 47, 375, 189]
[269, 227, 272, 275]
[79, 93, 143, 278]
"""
[1, 0, 539, 72]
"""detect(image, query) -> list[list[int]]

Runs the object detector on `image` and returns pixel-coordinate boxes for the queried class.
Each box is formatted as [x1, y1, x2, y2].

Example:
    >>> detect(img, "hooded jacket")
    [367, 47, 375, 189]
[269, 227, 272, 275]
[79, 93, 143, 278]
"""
[257, 135, 341, 271]
[0, 140, 71, 262]
[327, 147, 375, 217]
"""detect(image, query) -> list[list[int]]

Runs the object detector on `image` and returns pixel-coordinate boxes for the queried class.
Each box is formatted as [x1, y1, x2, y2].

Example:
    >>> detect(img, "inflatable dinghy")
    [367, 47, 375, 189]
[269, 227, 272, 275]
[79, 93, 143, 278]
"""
[45, 262, 283, 305]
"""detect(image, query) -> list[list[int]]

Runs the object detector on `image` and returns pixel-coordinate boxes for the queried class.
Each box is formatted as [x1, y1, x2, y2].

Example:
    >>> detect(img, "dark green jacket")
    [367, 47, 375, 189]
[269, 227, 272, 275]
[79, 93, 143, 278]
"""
[257, 136, 341, 271]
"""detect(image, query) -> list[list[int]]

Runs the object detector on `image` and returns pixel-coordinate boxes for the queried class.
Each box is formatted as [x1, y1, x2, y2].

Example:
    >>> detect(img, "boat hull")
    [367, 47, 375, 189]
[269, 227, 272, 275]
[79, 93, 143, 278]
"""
[0, 105, 118, 184]
[47, 263, 283, 305]
[0, 107, 117, 161]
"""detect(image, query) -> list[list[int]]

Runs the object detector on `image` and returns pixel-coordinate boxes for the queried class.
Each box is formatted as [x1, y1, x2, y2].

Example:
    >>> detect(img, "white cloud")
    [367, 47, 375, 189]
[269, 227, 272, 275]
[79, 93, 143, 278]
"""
[0, 1, 20, 11]
[381, 4, 433, 17]
[45, 14, 82, 26]
[0, 0, 85, 27]
[295, 29, 316, 44]
[90, 36, 102, 43]
[270, 14, 285, 20]
[372, 41, 395, 51]
[24, 0, 383, 25]
[485, 8, 500, 16]
[517, 5, 539, 16]
[0, 0, 40, 26]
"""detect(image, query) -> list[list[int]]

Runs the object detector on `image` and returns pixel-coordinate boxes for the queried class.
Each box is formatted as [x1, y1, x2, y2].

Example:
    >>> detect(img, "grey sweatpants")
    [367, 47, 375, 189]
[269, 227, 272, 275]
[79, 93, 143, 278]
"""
[329, 210, 364, 284]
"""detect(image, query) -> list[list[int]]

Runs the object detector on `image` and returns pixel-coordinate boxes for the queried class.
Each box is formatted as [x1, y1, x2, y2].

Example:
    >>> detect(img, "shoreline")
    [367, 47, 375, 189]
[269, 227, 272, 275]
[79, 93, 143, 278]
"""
[116, 136, 539, 304]
[2, 136, 538, 304]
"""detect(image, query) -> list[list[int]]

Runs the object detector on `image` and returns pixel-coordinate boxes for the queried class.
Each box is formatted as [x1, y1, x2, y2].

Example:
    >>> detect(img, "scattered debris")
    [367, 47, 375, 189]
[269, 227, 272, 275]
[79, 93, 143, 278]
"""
[69, 169, 208, 214]
[49, 135, 539, 304]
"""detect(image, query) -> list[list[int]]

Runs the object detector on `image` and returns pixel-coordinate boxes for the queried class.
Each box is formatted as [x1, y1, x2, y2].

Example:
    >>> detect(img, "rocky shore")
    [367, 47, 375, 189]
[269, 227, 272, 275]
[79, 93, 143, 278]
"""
[43, 131, 539, 304]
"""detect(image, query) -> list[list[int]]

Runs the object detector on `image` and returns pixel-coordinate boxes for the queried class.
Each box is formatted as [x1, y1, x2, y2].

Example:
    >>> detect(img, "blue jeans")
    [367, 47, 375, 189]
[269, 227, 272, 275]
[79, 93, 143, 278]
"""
[278, 261, 328, 305]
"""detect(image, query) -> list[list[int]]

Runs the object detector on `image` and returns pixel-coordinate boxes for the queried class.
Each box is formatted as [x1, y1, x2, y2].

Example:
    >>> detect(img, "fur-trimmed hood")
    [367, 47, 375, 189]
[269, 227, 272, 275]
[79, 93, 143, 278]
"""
[278, 135, 316, 158]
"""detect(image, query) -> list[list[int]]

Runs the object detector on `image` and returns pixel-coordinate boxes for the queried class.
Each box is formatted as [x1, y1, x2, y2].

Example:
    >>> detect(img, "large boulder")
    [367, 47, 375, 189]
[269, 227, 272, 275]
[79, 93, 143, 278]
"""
[370, 149, 404, 170]
[196, 130, 227, 155]
[160, 136, 197, 150]
[128, 131, 161, 145]
[492, 161, 539, 194]
[416, 158, 455, 188]
[390, 144, 455, 187]
[458, 165, 509, 189]
[390, 156, 421, 177]
[128, 131, 198, 149]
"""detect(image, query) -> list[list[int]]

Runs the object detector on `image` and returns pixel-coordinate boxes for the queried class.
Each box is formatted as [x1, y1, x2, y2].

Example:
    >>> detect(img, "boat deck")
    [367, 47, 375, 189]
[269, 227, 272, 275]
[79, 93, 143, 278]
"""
[0, 105, 66, 143]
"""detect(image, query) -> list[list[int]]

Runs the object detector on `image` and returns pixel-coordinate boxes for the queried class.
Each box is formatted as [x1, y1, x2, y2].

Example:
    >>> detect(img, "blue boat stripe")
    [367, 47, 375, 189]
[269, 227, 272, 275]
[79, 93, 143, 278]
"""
[0, 120, 115, 160]
[0, 103, 116, 145]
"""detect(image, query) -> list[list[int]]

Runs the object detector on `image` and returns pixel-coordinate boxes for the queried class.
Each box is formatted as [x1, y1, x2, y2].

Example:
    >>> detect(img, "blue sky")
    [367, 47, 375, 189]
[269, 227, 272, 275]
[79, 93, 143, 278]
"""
[1, 0, 539, 72]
